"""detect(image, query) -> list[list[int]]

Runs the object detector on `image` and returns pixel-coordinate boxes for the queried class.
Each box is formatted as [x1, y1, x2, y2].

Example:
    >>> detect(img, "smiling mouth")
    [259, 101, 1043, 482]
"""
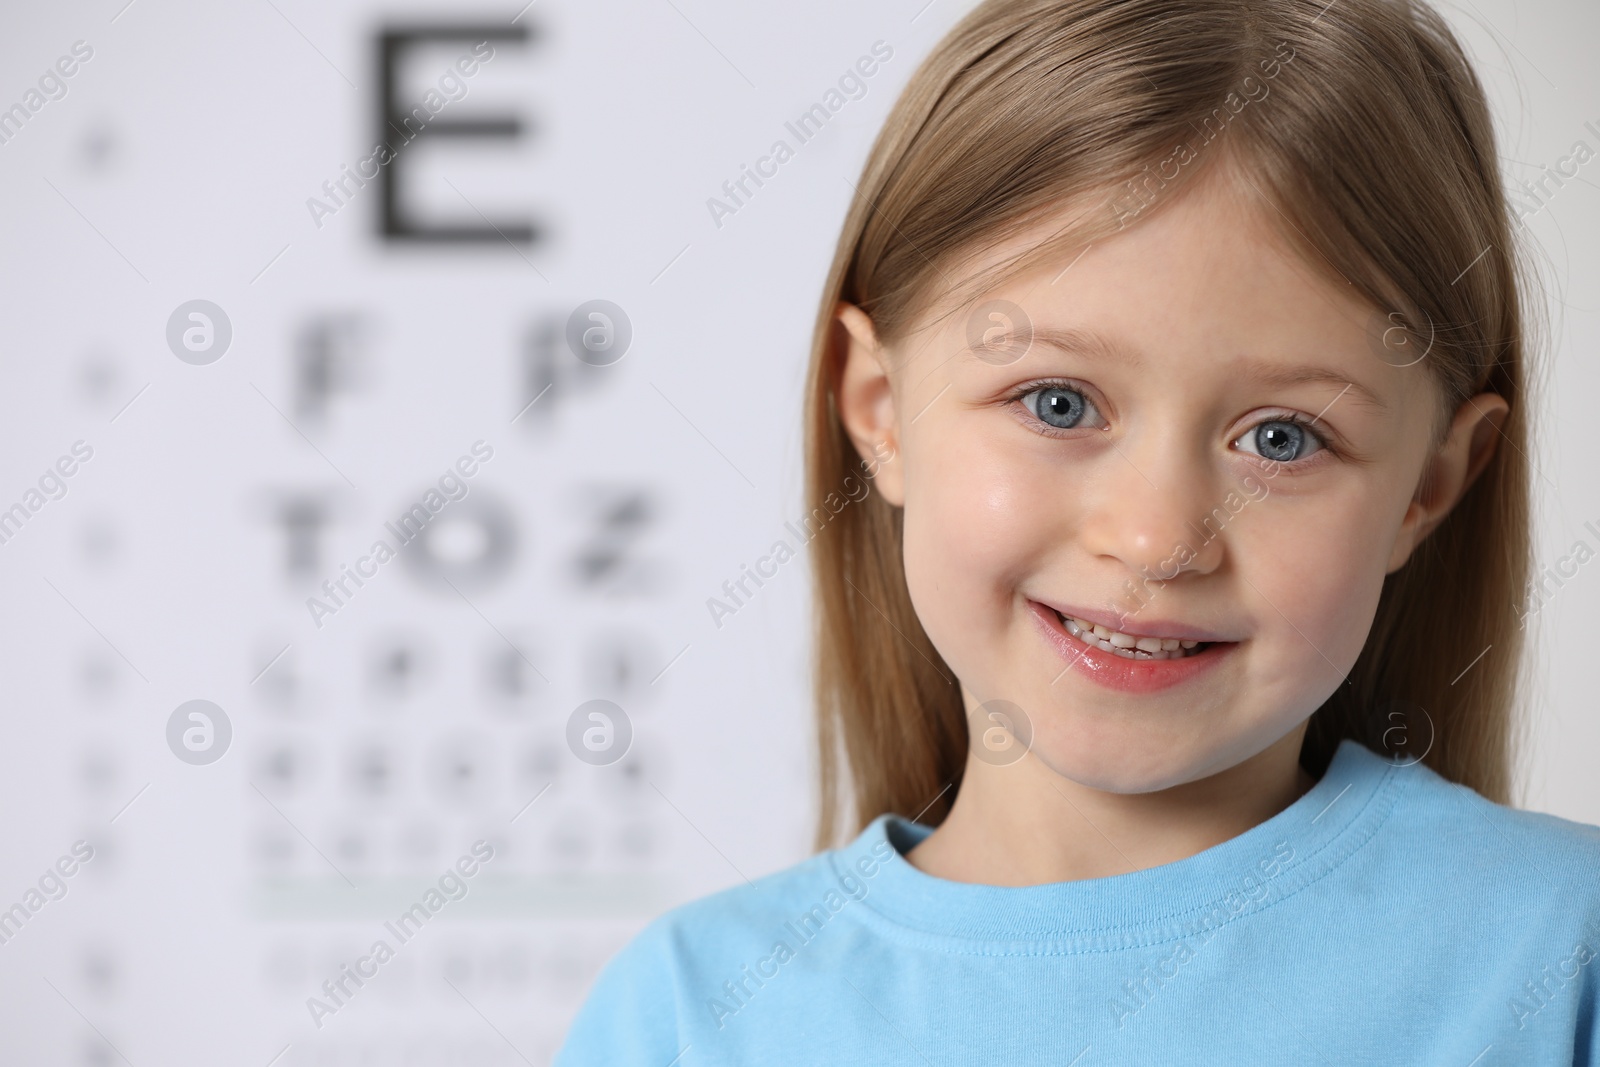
[1050, 608, 1210, 660]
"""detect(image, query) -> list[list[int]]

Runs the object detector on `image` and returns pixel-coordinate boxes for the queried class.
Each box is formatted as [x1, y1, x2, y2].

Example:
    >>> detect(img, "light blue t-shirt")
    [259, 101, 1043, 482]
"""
[555, 739, 1600, 1064]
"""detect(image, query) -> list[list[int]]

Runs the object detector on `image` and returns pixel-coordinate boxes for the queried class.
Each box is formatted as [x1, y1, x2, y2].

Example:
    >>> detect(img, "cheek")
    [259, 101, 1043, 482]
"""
[900, 431, 1045, 658]
[1238, 489, 1401, 674]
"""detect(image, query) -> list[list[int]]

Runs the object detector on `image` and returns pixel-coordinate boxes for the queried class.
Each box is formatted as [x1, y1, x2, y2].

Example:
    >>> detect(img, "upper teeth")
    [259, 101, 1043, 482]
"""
[1059, 613, 1201, 660]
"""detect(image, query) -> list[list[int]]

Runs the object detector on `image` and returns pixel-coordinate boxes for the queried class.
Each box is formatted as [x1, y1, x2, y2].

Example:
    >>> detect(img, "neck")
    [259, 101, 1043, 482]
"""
[906, 726, 1316, 886]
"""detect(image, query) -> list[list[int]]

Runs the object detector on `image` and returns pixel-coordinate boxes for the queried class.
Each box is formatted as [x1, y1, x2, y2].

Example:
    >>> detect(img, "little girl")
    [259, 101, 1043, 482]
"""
[558, 0, 1600, 1061]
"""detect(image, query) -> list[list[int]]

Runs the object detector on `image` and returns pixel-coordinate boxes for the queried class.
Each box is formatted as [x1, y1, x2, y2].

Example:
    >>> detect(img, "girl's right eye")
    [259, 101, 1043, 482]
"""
[1018, 385, 1105, 431]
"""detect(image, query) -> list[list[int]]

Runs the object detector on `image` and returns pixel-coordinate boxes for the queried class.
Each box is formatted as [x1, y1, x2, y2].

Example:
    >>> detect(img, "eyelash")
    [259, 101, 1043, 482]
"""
[1004, 379, 1339, 465]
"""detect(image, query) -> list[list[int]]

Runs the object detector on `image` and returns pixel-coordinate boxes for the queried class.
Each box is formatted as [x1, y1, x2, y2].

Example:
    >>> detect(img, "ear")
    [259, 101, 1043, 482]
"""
[1386, 392, 1509, 573]
[834, 302, 905, 506]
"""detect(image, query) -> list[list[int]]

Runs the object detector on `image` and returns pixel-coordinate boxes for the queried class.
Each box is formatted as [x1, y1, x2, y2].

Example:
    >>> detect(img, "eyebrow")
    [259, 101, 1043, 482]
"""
[978, 325, 1390, 415]
[1246, 365, 1389, 415]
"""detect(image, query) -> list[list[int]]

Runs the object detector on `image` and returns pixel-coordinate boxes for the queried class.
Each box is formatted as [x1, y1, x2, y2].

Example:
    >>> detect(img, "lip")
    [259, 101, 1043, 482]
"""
[1027, 599, 1235, 694]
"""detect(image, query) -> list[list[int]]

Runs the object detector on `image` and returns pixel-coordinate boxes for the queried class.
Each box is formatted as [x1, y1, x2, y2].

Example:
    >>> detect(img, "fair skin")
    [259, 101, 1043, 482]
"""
[834, 162, 1508, 886]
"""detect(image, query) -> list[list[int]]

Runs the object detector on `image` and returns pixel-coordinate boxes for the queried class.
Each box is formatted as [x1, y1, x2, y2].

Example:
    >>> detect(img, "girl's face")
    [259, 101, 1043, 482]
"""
[836, 165, 1505, 793]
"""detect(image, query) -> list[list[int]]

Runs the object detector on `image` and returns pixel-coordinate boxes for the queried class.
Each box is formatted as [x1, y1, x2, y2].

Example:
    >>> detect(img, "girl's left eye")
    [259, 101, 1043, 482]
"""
[1233, 419, 1324, 463]
[1017, 385, 1106, 431]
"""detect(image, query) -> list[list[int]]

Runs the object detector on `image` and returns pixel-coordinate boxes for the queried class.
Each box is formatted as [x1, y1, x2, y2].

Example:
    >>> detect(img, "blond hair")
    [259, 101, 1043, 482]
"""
[804, 0, 1538, 848]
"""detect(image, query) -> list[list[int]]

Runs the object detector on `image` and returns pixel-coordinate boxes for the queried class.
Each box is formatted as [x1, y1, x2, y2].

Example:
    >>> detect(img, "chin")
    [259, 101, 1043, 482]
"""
[1025, 717, 1240, 795]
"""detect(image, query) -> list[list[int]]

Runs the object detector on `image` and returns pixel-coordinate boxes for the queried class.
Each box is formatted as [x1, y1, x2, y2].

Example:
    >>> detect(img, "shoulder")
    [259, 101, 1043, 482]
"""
[553, 835, 870, 1065]
[1379, 753, 1600, 920]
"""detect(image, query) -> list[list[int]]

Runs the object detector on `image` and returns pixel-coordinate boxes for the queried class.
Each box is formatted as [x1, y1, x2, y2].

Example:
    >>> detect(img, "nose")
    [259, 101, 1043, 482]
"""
[1075, 435, 1227, 582]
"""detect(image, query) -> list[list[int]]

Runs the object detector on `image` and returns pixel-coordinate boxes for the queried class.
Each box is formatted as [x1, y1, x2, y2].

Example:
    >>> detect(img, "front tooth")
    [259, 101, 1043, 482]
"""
[1092, 623, 1112, 639]
[1161, 638, 1180, 651]
[1180, 639, 1198, 649]
[1112, 647, 1136, 658]
[1107, 632, 1136, 648]
[1134, 636, 1163, 652]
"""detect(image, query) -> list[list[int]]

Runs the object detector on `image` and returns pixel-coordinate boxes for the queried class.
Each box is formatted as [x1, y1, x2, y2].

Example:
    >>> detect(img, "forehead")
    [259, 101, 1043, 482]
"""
[903, 164, 1431, 414]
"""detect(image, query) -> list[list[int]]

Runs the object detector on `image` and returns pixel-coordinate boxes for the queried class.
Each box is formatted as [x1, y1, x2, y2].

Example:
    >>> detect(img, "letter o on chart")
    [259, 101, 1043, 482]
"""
[399, 492, 516, 591]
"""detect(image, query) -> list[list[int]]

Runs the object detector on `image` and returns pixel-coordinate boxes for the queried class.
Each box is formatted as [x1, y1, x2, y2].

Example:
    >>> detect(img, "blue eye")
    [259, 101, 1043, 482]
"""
[1021, 386, 1097, 429]
[1236, 419, 1322, 462]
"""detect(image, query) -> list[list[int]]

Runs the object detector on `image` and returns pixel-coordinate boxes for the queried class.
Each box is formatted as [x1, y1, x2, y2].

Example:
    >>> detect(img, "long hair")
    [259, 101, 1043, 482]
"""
[804, 0, 1540, 848]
